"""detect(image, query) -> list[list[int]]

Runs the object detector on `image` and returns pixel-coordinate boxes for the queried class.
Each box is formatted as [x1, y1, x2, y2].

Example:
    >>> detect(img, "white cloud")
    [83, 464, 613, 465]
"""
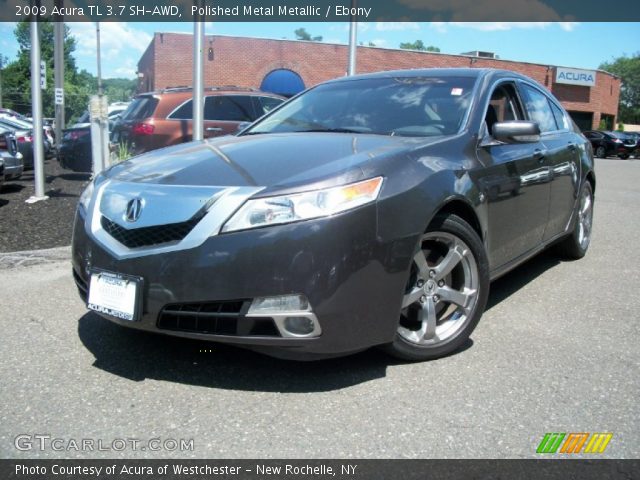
[370, 38, 389, 47]
[69, 22, 151, 63]
[375, 22, 421, 31]
[429, 22, 580, 32]
[113, 58, 138, 77]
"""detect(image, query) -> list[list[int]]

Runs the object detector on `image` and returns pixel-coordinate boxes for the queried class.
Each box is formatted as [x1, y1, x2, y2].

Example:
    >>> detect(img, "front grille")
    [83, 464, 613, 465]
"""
[157, 300, 280, 337]
[101, 213, 203, 249]
[72, 268, 88, 302]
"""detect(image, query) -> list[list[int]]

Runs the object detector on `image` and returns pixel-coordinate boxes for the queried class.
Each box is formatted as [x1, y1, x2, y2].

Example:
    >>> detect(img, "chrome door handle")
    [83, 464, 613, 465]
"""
[206, 127, 223, 132]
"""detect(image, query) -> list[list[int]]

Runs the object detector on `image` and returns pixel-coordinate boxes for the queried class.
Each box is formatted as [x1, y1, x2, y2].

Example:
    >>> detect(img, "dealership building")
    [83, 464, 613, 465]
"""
[137, 32, 621, 131]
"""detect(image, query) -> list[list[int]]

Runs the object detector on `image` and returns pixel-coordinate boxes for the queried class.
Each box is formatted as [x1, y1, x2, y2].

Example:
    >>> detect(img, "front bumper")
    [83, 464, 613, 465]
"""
[72, 205, 416, 359]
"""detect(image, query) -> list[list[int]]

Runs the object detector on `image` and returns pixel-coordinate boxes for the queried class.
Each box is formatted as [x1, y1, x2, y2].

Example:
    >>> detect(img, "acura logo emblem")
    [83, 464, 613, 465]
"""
[124, 198, 143, 223]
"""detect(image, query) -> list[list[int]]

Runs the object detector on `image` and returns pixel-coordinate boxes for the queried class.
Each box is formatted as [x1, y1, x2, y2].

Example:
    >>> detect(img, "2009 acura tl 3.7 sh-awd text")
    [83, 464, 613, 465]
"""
[72, 68, 595, 361]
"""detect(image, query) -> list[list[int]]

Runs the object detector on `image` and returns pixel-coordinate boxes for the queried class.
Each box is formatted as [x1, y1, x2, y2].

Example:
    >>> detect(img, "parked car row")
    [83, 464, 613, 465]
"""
[583, 130, 639, 159]
[0, 128, 24, 188]
[0, 108, 57, 169]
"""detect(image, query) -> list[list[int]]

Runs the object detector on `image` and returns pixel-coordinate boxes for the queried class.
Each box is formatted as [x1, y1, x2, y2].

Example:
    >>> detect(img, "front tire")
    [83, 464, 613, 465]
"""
[383, 214, 490, 361]
[595, 146, 606, 158]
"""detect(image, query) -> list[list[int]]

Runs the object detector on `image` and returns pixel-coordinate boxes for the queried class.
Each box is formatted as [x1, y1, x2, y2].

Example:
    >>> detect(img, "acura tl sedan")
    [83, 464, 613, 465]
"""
[72, 69, 595, 361]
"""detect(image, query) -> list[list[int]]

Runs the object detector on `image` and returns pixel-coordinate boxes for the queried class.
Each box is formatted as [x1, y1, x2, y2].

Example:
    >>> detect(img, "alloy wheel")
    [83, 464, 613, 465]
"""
[398, 232, 480, 346]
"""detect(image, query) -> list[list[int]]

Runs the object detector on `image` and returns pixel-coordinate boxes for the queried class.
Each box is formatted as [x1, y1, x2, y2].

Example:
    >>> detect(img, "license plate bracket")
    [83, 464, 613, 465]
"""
[87, 269, 143, 322]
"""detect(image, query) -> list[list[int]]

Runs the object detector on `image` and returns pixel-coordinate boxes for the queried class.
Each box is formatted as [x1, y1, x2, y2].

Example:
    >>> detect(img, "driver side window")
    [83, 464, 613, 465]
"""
[485, 83, 523, 136]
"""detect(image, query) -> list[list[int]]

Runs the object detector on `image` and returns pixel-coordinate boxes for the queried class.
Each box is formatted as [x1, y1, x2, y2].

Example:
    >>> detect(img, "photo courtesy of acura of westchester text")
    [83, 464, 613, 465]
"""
[0, 0, 639, 474]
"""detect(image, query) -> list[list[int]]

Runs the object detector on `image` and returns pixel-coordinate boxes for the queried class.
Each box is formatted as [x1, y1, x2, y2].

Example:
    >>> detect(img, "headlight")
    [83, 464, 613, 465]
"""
[78, 181, 95, 213]
[221, 176, 383, 233]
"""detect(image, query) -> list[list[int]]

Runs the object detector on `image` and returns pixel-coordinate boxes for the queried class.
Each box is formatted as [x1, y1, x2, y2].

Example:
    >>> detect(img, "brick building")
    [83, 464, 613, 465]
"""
[137, 32, 621, 130]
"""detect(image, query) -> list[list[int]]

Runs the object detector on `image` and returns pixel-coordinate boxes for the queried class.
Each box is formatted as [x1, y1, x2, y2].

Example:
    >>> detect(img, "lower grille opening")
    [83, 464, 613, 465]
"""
[157, 300, 280, 337]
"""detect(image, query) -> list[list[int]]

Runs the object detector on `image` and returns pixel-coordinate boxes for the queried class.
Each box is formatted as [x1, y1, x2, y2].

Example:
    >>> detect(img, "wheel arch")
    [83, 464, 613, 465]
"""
[586, 170, 596, 194]
[430, 197, 484, 241]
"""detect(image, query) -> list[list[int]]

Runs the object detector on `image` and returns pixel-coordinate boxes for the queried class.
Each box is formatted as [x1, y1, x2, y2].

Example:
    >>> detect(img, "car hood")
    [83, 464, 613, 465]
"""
[106, 133, 432, 191]
[90, 133, 446, 243]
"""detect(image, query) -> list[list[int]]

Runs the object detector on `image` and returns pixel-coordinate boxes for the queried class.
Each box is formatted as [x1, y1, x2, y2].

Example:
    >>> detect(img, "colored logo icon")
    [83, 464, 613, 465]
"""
[537, 433, 612, 454]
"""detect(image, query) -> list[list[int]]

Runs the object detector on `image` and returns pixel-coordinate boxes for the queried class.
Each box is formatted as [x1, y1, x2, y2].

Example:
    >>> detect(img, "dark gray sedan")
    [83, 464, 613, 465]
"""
[72, 68, 594, 361]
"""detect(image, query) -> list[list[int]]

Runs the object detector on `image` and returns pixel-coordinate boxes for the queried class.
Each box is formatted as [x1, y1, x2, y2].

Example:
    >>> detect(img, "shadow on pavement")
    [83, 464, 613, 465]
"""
[78, 312, 393, 392]
[77, 251, 560, 391]
[486, 250, 560, 311]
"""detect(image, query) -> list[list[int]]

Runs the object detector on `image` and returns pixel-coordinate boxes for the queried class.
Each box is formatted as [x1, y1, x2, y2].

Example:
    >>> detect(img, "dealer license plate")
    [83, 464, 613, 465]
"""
[87, 270, 141, 321]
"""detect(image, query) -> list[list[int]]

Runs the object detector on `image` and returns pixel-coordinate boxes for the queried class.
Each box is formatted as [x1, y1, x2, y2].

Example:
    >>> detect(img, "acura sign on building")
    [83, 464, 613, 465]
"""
[555, 67, 597, 87]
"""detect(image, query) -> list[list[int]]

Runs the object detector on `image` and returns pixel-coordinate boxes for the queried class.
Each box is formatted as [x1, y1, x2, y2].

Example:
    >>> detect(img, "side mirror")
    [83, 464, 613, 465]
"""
[492, 121, 541, 144]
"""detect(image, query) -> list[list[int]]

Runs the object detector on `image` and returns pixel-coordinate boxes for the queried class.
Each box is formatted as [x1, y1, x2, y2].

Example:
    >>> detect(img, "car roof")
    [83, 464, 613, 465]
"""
[137, 86, 283, 98]
[325, 68, 525, 83]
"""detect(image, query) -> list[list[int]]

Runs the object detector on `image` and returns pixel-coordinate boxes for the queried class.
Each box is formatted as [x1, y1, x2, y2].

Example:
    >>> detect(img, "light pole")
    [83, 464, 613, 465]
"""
[54, 3, 65, 144]
[347, 0, 358, 76]
[96, 22, 102, 96]
[27, 20, 48, 203]
[192, 17, 204, 141]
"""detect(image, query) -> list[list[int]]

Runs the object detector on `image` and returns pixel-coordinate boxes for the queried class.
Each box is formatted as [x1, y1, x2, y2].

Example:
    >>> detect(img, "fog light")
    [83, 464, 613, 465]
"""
[283, 316, 316, 335]
[248, 294, 310, 314]
[246, 294, 321, 338]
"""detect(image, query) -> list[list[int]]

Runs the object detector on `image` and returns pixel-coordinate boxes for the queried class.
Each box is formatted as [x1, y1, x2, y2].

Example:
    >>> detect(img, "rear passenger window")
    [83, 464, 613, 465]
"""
[121, 96, 158, 121]
[168, 100, 193, 120]
[520, 84, 558, 133]
[205, 95, 255, 121]
[550, 102, 570, 130]
[257, 96, 284, 115]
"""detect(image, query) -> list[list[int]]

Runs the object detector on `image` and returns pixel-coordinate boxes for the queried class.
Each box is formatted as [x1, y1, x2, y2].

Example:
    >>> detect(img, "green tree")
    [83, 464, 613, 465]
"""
[399, 40, 440, 52]
[2, 21, 137, 123]
[294, 28, 322, 42]
[599, 53, 640, 124]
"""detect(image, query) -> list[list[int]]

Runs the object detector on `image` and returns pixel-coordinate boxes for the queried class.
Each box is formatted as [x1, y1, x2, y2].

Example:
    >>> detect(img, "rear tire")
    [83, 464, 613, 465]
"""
[556, 181, 593, 260]
[383, 214, 490, 361]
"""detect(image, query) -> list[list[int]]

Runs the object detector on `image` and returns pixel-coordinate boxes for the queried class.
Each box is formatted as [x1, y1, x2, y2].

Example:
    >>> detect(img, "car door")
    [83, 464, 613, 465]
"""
[203, 95, 257, 138]
[518, 82, 580, 241]
[475, 81, 552, 269]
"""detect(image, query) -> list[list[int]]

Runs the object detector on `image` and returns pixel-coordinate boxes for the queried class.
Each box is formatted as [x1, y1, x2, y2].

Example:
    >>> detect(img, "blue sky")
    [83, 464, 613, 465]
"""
[0, 22, 638, 78]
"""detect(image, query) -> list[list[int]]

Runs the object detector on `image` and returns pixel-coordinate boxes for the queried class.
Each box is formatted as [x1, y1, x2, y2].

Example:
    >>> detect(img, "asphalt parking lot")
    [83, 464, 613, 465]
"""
[0, 158, 638, 459]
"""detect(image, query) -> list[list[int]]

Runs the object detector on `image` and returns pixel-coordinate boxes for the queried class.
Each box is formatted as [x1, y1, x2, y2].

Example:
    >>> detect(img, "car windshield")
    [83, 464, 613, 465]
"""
[244, 76, 477, 137]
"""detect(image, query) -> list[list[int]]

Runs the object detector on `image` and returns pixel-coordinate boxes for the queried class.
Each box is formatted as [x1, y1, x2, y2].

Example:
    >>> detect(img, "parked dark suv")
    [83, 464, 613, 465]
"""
[110, 87, 285, 155]
[583, 130, 635, 159]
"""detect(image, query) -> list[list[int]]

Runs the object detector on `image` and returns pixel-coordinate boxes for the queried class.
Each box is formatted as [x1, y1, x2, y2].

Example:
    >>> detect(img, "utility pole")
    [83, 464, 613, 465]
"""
[89, 21, 109, 175]
[27, 19, 48, 203]
[347, 0, 358, 76]
[192, 17, 204, 141]
[54, 0, 65, 144]
[96, 22, 103, 95]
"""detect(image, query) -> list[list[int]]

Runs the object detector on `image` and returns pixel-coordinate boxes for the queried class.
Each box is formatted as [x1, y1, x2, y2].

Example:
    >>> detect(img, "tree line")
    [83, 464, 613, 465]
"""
[0, 21, 137, 122]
